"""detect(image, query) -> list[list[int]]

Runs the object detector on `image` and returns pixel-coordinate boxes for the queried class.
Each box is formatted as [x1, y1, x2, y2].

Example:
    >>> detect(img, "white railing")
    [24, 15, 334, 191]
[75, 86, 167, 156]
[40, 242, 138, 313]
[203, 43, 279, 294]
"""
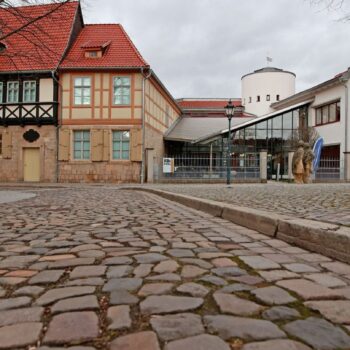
[153, 155, 260, 182]
[314, 157, 344, 180]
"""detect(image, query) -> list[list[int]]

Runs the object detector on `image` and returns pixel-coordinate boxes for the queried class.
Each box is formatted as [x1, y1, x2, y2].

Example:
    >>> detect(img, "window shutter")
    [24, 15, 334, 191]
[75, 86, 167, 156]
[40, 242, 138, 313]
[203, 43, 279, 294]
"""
[102, 129, 110, 161]
[91, 129, 103, 162]
[2, 130, 12, 159]
[58, 129, 70, 161]
[130, 128, 142, 162]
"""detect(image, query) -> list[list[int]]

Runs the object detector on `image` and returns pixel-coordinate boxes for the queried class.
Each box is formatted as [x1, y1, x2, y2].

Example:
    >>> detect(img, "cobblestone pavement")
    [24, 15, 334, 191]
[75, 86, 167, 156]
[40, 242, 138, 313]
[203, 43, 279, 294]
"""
[1, 187, 350, 349]
[151, 183, 350, 226]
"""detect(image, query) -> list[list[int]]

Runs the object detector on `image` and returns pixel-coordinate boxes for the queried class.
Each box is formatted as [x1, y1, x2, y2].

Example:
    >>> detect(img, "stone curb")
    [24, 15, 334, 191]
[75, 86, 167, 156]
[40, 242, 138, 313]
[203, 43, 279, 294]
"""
[124, 187, 350, 264]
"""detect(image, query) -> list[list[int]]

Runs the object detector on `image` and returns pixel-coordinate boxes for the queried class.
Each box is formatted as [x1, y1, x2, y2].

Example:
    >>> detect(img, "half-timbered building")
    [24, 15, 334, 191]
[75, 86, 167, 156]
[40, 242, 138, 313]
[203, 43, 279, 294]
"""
[0, 1, 83, 182]
[0, 1, 181, 183]
[58, 24, 181, 182]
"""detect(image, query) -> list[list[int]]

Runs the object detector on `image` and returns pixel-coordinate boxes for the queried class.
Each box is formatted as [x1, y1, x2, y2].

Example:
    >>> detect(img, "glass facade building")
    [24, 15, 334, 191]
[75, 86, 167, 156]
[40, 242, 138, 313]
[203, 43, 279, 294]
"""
[165, 105, 308, 180]
[231, 105, 308, 178]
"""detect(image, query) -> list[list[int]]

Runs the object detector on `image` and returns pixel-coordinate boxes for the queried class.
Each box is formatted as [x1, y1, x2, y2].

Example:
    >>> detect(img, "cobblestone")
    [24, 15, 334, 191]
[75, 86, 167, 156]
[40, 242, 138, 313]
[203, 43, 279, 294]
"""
[0, 186, 349, 349]
[107, 305, 132, 330]
[152, 183, 350, 226]
[151, 313, 204, 341]
[44, 311, 99, 344]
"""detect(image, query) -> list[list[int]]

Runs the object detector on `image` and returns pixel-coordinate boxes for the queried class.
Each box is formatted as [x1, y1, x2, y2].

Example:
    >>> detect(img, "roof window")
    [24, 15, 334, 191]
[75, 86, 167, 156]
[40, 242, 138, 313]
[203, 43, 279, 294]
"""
[81, 40, 111, 58]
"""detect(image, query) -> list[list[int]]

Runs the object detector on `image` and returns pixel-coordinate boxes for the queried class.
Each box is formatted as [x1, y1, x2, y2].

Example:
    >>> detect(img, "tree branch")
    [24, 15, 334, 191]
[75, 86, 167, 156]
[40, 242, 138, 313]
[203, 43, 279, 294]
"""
[0, 1, 71, 42]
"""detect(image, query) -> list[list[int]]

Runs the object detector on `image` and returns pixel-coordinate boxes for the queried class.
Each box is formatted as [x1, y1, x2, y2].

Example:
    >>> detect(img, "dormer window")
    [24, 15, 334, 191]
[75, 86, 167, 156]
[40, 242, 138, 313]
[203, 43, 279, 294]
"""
[89, 51, 98, 58]
[81, 40, 111, 59]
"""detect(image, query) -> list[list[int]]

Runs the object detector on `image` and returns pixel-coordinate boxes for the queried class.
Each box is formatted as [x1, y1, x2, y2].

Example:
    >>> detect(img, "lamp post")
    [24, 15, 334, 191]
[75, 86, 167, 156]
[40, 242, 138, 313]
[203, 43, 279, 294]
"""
[225, 100, 235, 185]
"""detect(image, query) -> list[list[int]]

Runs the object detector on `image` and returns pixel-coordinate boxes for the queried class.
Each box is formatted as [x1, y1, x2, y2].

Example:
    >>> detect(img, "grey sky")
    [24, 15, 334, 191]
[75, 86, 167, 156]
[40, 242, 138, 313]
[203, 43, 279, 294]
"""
[83, 0, 350, 99]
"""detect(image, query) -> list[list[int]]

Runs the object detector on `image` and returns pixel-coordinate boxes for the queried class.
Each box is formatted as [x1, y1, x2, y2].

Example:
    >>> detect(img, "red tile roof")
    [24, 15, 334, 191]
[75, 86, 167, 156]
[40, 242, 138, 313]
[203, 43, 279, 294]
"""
[0, 1, 80, 72]
[60, 24, 149, 69]
[81, 40, 111, 50]
[177, 99, 242, 109]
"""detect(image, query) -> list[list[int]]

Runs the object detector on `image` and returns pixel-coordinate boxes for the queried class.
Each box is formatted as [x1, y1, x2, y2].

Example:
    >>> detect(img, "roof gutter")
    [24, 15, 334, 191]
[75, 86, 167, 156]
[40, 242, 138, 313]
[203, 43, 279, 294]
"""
[340, 69, 350, 156]
[0, 70, 53, 75]
[271, 76, 341, 110]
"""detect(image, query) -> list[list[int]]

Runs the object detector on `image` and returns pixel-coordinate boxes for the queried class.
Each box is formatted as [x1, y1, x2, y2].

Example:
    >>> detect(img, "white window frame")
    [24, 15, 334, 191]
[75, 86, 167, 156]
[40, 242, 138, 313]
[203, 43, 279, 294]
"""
[23, 80, 36, 103]
[113, 76, 131, 105]
[0, 82, 3, 103]
[73, 130, 90, 160]
[7, 81, 19, 103]
[112, 130, 130, 160]
[74, 77, 91, 105]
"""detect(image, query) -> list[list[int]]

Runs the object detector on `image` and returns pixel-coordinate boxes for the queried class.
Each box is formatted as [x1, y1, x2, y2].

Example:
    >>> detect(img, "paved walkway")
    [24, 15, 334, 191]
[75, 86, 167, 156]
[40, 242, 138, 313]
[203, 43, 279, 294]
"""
[0, 190, 36, 204]
[0, 187, 350, 349]
[152, 183, 350, 226]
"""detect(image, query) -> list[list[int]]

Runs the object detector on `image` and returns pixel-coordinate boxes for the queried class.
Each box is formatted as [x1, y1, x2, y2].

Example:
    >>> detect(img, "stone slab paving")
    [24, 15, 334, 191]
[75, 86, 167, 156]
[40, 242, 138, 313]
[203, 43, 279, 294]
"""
[0, 187, 349, 349]
[149, 183, 350, 226]
[0, 190, 36, 204]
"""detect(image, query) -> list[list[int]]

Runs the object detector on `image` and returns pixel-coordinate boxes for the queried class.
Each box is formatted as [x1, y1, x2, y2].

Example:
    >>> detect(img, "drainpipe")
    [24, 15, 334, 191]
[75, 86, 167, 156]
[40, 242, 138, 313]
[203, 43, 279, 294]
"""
[51, 70, 62, 183]
[140, 67, 152, 184]
[340, 68, 349, 180]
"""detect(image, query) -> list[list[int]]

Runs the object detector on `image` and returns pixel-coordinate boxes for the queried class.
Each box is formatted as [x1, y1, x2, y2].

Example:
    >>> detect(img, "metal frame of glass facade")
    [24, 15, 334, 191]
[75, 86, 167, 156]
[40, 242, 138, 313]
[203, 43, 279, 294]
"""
[231, 106, 308, 178]
[165, 105, 308, 180]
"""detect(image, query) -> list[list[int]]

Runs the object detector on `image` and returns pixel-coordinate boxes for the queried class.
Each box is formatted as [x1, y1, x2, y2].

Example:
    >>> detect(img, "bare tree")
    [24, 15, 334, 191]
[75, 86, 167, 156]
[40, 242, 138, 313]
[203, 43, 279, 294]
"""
[0, 1, 72, 42]
[290, 126, 320, 150]
[0, 1, 81, 70]
[309, 0, 350, 20]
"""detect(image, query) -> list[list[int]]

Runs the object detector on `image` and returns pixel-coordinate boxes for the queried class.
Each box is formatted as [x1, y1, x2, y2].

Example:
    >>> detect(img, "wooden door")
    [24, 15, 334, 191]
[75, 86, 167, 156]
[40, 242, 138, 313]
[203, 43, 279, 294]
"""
[23, 148, 40, 182]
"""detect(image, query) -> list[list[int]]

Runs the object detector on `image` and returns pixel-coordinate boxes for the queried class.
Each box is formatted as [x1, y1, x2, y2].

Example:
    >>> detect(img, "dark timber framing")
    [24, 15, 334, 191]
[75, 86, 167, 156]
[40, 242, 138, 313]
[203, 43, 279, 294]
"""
[0, 72, 58, 126]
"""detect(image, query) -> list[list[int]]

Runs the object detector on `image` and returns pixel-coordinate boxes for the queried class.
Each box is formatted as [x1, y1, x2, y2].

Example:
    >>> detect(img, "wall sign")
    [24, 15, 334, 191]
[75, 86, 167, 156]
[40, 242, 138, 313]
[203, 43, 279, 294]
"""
[23, 129, 40, 143]
[163, 158, 174, 173]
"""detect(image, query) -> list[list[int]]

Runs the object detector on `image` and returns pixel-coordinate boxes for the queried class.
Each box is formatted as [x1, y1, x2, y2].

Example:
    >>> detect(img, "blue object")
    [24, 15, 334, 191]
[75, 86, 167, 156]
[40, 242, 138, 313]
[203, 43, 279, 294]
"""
[313, 137, 324, 171]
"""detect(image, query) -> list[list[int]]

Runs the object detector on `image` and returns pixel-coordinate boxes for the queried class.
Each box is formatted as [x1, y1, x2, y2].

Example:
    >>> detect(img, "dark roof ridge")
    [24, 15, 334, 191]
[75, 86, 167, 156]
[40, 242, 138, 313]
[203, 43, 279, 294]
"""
[241, 66, 296, 80]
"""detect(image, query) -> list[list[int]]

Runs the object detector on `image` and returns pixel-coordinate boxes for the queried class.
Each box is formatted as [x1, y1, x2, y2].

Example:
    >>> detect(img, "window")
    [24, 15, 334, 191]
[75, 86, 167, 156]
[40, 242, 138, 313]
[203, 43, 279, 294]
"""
[266, 94, 270, 101]
[7, 81, 19, 103]
[0, 82, 3, 102]
[249, 97, 252, 103]
[112, 130, 130, 160]
[316, 108, 322, 125]
[89, 51, 98, 57]
[113, 77, 131, 105]
[23, 81, 36, 102]
[276, 95, 280, 101]
[73, 130, 90, 160]
[257, 95, 260, 102]
[329, 103, 337, 123]
[316, 101, 340, 126]
[74, 77, 91, 105]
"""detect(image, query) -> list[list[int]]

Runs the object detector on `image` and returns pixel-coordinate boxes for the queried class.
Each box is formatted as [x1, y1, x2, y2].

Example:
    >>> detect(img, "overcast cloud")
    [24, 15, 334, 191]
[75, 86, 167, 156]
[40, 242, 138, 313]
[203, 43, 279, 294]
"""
[82, 0, 350, 99]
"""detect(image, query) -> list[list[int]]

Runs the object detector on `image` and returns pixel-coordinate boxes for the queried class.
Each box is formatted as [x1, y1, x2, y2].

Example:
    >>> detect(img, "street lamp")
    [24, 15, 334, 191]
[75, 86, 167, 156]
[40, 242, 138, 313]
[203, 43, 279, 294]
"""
[225, 99, 235, 185]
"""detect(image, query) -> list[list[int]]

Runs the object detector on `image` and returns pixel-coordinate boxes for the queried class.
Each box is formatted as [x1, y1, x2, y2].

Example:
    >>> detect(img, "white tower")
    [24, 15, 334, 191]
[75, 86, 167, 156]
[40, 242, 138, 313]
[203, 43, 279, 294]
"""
[241, 67, 296, 116]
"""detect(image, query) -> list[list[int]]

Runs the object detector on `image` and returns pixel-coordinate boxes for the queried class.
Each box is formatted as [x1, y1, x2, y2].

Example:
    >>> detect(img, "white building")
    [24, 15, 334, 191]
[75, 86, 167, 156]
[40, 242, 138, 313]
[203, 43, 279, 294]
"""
[182, 67, 350, 181]
[271, 68, 350, 179]
[242, 67, 296, 116]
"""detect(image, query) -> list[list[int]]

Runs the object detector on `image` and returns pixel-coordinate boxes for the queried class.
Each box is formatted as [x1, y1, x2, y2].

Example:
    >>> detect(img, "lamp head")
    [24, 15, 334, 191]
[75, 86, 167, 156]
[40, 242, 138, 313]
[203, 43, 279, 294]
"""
[225, 99, 235, 120]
